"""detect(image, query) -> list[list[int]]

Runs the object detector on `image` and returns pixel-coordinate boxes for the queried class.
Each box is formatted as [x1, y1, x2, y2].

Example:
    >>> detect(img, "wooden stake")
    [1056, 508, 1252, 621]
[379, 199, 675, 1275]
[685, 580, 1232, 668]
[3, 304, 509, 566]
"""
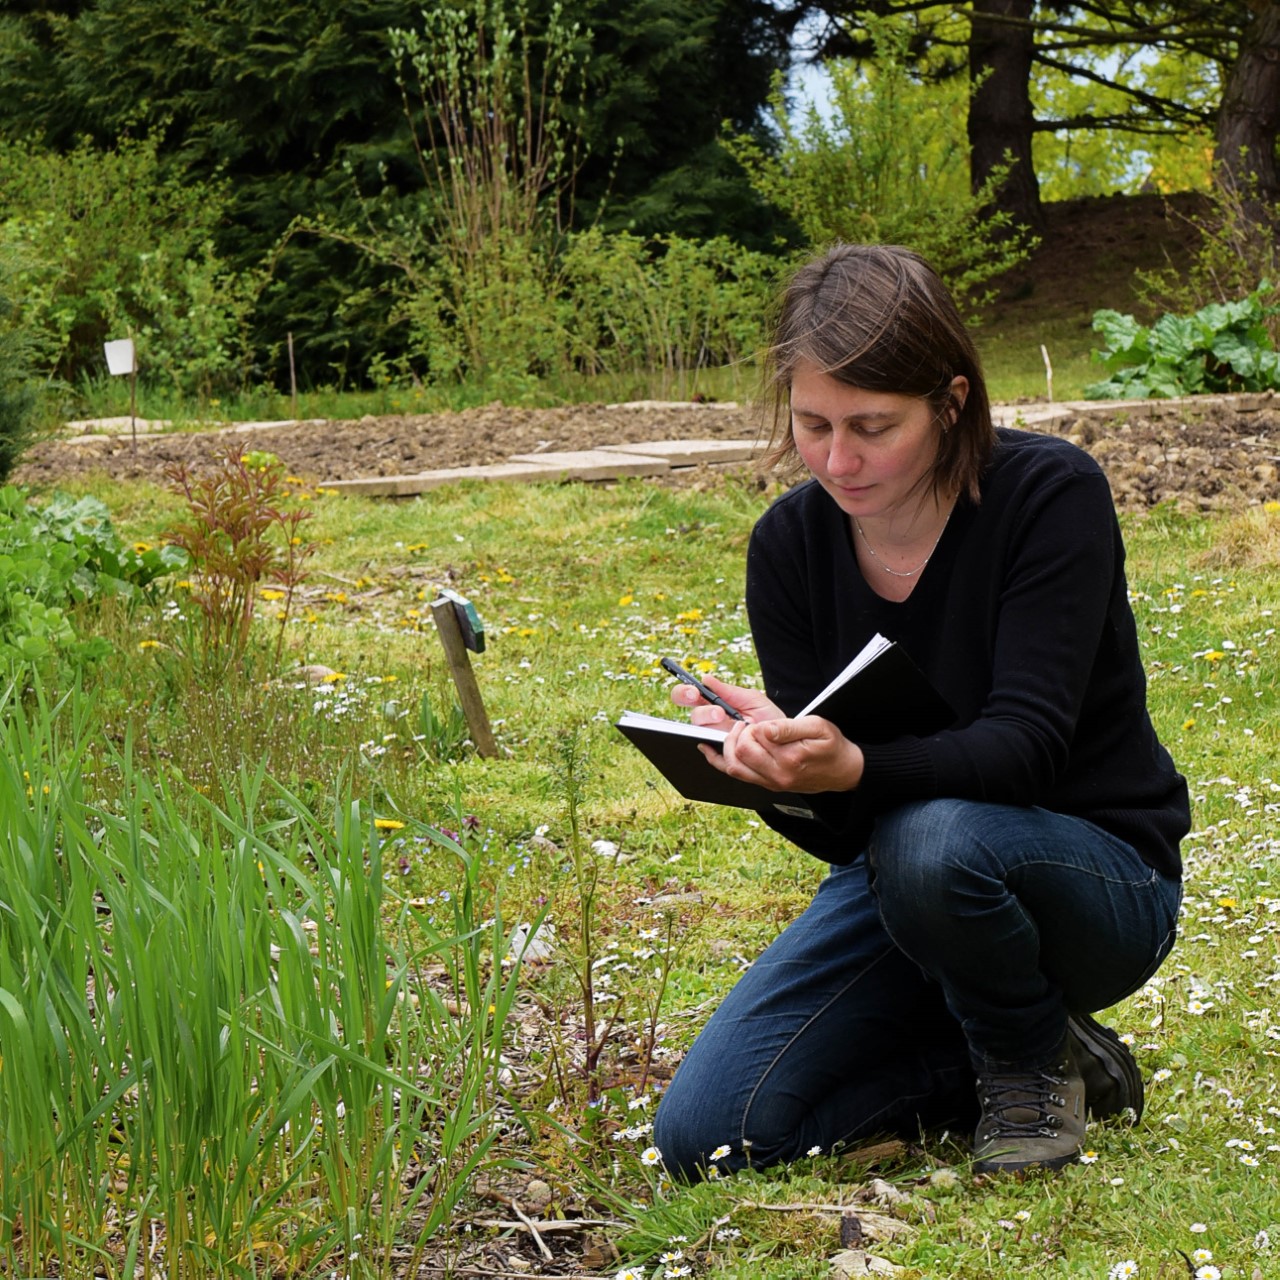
[431, 596, 499, 757]
[1041, 343, 1054, 402]
[288, 331, 299, 422]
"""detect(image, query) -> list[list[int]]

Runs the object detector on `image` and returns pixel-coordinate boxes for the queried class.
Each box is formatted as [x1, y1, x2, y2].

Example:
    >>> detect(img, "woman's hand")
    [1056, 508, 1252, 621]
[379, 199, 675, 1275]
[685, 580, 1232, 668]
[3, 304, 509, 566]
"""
[669, 673, 864, 794]
[711, 715, 864, 794]
[670, 672, 784, 729]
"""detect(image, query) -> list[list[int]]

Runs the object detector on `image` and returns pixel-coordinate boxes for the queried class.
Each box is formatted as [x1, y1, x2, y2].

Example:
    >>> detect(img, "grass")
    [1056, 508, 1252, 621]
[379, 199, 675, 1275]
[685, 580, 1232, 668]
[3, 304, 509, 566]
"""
[7, 467, 1279, 1277]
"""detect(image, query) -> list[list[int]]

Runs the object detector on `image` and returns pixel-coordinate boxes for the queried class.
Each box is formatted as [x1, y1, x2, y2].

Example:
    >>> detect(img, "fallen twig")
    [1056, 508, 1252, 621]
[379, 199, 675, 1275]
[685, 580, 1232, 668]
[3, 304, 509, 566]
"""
[509, 1199, 553, 1262]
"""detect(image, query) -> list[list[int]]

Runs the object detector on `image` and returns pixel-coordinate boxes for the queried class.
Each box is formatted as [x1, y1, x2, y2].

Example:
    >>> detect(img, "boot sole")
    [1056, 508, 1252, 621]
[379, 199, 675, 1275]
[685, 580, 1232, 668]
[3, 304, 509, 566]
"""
[1068, 1012, 1144, 1122]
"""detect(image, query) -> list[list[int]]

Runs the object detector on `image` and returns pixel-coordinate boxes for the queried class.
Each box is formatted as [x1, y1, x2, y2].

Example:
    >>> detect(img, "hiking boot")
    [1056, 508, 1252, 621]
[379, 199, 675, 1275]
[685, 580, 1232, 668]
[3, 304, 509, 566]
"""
[1068, 1011, 1144, 1122]
[972, 1042, 1086, 1174]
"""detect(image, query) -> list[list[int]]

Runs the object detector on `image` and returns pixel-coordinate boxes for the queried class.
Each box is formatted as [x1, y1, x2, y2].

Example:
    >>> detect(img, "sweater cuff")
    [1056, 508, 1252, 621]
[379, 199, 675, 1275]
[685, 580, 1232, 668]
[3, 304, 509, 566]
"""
[859, 739, 939, 809]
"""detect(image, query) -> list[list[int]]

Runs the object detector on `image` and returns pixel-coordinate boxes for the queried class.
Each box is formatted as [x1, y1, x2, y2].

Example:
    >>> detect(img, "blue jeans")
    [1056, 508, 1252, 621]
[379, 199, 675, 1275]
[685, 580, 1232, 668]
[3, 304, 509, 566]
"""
[653, 800, 1182, 1179]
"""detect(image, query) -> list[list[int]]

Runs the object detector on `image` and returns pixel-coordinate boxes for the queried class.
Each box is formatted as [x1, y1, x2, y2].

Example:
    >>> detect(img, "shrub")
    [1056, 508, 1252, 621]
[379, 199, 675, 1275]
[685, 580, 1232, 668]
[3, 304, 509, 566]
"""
[1138, 178, 1280, 334]
[163, 447, 315, 675]
[0, 135, 258, 402]
[561, 229, 778, 396]
[1085, 284, 1280, 399]
[724, 19, 1032, 308]
[0, 486, 182, 670]
[0, 245, 41, 481]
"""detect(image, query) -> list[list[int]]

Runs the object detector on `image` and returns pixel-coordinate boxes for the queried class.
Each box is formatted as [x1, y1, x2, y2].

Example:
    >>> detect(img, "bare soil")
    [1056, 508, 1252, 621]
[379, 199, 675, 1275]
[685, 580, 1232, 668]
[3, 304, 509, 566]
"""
[14, 398, 1280, 514]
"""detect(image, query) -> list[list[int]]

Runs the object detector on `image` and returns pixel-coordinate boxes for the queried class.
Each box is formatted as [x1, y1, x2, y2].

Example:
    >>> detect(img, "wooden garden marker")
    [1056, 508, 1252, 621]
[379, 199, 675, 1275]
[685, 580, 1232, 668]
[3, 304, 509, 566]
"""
[430, 589, 499, 757]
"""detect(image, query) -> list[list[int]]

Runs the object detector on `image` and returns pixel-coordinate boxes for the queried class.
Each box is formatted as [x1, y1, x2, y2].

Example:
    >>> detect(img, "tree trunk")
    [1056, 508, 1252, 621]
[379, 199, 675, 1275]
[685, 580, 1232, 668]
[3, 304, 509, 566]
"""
[1215, 1, 1280, 207]
[968, 0, 1044, 235]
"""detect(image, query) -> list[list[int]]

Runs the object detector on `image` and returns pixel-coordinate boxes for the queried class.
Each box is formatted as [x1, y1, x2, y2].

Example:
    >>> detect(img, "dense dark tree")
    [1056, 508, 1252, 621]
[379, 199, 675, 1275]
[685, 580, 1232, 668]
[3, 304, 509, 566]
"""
[574, 0, 794, 246]
[0, 0, 791, 382]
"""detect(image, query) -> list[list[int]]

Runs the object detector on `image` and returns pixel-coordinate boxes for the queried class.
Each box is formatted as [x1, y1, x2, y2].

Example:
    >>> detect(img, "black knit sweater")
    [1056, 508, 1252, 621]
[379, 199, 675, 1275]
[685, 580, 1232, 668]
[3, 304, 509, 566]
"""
[746, 428, 1189, 875]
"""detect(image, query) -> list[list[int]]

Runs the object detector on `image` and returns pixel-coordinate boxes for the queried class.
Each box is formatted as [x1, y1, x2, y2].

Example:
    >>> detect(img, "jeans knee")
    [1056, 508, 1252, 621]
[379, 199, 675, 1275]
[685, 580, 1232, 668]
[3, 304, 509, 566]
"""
[870, 799, 994, 929]
[654, 1091, 724, 1182]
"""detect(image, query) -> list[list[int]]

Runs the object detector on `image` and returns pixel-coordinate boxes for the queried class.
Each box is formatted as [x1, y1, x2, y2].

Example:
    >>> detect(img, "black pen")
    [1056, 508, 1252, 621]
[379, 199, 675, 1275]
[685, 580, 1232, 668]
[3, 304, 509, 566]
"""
[660, 657, 746, 721]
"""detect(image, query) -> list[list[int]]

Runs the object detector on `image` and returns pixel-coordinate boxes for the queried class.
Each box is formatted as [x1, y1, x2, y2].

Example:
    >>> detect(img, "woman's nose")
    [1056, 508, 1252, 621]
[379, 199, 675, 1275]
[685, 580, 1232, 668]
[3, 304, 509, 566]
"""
[826, 431, 863, 478]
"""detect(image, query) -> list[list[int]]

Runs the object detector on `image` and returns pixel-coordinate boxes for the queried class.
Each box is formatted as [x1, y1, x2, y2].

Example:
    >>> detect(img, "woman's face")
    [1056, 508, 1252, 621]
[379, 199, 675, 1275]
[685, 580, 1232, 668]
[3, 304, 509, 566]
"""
[789, 361, 966, 524]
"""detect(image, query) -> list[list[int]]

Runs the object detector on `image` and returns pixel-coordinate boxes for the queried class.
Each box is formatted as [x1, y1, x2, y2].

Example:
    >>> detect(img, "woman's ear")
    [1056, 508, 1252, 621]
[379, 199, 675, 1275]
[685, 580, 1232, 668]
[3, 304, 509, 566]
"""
[948, 375, 969, 425]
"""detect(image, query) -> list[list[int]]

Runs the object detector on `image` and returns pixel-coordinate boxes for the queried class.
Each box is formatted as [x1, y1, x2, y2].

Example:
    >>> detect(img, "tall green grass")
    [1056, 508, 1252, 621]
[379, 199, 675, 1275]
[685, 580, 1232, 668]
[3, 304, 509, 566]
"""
[0, 683, 536, 1278]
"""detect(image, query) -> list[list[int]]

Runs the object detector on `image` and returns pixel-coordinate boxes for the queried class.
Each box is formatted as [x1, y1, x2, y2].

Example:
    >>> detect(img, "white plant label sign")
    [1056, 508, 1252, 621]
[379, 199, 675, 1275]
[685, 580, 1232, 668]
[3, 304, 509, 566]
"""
[103, 338, 137, 376]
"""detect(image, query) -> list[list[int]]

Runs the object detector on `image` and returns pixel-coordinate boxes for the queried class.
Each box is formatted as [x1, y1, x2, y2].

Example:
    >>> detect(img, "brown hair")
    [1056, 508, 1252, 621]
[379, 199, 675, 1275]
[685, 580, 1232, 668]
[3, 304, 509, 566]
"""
[761, 244, 995, 501]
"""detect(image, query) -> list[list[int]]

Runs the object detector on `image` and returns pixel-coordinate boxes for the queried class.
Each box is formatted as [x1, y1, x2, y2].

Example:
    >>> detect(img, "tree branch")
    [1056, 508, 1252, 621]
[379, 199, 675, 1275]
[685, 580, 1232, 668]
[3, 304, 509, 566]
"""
[1032, 52, 1214, 125]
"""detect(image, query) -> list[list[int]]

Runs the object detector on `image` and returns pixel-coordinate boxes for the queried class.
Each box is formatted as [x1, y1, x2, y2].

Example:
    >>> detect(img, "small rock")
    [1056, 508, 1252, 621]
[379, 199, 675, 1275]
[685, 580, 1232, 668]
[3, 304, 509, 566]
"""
[509, 922, 556, 963]
[830, 1247, 904, 1277]
[522, 1178, 553, 1212]
[296, 664, 340, 683]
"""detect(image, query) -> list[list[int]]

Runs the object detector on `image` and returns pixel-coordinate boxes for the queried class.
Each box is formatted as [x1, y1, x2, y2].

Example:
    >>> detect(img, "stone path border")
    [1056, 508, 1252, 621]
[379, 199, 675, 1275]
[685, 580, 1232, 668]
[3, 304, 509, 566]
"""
[59, 391, 1278, 497]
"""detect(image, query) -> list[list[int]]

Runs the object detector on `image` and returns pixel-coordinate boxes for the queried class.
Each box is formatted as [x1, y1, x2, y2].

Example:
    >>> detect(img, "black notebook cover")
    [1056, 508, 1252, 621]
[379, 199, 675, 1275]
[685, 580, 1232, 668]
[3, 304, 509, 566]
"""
[616, 637, 954, 816]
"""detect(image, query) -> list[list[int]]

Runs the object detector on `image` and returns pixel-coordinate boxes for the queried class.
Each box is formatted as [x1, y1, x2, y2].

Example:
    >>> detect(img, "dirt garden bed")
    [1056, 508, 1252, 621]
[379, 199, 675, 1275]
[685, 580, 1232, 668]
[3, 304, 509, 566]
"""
[13, 397, 1280, 513]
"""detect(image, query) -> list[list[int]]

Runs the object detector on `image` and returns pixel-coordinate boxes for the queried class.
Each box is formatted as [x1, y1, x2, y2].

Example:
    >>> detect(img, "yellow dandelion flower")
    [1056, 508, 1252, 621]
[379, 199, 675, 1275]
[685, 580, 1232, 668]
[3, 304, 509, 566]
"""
[693, 660, 714, 673]
[260, 588, 286, 601]
[675, 609, 704, 621]
[138, 639, 162, 650]
[1203, 650, 1224, 661]
[1183, 717, 1196, 730]
[322, 672, 347, 683]
[1266, 500, 1280, 513]
[133, 541, 152, 554]
[285, 475, 306, 484]
[618, 593, 634, 606]
[324, 592, 347, 604]
[374, 818, 406, 830]
[1217, 896, 1238, 909]
[517, 627, 537, 637]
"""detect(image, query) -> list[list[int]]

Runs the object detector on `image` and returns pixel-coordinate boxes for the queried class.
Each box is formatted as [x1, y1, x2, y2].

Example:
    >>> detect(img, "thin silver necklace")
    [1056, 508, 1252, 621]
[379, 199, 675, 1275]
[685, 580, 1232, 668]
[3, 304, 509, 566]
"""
[854, 507, 953, 578]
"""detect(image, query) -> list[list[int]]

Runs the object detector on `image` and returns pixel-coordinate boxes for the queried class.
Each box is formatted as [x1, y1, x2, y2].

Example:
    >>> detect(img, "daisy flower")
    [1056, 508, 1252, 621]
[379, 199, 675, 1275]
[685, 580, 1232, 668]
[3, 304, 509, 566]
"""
[710, 1144, 731, 1161]
[640, 1146, 662, 1166]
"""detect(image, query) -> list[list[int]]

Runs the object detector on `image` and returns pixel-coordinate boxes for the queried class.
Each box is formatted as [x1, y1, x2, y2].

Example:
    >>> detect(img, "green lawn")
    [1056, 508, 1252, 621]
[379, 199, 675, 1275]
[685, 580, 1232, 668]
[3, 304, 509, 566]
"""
[9, 466, 1271, 1278]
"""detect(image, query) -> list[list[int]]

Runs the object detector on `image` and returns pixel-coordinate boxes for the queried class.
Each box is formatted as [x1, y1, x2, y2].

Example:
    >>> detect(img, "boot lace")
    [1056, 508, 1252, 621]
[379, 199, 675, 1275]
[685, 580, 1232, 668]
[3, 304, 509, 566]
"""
[977, 1066, 1070, 1141]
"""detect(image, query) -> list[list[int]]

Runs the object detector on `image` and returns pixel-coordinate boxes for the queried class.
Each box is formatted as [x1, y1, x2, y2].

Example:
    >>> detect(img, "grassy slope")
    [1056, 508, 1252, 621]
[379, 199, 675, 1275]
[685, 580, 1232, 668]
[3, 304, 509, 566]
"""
[972, 192, 1205, 401]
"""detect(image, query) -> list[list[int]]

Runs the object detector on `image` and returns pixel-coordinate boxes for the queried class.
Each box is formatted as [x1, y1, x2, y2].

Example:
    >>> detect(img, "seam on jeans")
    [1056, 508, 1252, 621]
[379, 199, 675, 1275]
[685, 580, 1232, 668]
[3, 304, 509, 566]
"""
[737, 940, 903, 1155]
[1005, 856, 1160, 890]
